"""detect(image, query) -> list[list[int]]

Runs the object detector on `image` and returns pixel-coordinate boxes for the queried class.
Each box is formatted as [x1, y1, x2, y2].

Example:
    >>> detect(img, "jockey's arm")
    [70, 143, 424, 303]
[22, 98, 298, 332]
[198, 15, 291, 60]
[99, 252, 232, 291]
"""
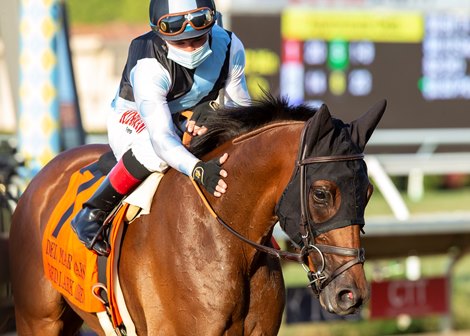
[131, 58, 228, 197]
[131, 59, 199, 177]
[222, 33, 251, 107]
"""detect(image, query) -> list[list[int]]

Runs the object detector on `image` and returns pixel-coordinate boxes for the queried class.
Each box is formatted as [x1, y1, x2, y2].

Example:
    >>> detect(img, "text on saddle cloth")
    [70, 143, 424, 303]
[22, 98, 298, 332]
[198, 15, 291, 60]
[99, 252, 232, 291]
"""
[42, 162, 108, 312]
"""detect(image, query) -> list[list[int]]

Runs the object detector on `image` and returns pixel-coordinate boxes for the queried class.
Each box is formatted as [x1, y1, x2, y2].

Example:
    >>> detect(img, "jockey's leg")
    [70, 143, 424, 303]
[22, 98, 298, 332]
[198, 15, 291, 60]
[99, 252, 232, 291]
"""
[71, 149, 151, 256]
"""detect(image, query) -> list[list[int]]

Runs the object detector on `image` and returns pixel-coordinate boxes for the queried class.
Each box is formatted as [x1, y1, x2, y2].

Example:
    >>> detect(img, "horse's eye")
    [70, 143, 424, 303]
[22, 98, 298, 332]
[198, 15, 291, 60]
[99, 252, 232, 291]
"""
[308, 181, 340, 223]
[313, 188, 329, 203]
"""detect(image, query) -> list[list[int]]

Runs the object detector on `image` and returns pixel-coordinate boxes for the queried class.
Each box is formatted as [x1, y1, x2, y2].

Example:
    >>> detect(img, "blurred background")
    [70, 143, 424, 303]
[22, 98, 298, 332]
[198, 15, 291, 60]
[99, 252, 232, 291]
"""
[2, 0, 470, 335]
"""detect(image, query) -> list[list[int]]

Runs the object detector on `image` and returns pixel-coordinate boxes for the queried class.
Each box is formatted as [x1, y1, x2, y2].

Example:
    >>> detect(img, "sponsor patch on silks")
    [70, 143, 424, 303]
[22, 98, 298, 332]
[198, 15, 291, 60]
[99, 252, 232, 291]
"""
[42, 162, 107, 312]
[119, 110, 146, 133]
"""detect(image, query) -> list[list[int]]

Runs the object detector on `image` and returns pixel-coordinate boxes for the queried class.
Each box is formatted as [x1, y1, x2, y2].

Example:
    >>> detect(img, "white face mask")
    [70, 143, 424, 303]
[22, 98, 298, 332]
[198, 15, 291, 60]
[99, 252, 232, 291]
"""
[166, 40, 213, 69]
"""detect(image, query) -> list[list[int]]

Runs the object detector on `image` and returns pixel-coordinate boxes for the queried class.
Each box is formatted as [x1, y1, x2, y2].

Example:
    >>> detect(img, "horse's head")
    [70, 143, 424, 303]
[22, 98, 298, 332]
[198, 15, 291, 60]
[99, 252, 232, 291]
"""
[277, 99, 386, 315]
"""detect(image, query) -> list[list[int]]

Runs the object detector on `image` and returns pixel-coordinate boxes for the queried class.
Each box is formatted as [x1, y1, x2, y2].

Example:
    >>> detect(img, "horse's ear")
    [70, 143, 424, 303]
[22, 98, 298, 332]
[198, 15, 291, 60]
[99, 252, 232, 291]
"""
[309, 104, 335, 139]
[303, 104, 335, 154]
[349, 99, 387, 151]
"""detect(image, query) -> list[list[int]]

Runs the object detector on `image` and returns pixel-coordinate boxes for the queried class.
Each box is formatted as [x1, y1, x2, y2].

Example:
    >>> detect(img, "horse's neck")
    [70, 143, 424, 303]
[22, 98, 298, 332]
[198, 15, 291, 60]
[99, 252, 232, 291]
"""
[217, 122, 303, 243]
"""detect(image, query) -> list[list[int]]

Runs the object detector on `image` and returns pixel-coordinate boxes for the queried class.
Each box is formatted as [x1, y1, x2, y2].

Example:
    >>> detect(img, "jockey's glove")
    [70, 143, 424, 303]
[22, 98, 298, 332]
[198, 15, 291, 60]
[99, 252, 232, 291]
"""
[191, 101, 220, 127]
[191, 158, 222, 194]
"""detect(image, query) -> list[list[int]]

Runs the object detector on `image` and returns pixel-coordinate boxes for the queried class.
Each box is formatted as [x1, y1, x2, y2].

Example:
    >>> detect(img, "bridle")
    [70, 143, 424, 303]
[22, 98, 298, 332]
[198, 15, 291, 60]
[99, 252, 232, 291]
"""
[297, 153, 365, 296]
[191, 119, 366, 296]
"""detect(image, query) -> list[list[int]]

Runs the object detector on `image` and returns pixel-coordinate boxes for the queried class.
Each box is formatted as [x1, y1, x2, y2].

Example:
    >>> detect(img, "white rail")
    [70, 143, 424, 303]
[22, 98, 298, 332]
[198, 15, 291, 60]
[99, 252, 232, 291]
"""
[366, 128, 470, 218]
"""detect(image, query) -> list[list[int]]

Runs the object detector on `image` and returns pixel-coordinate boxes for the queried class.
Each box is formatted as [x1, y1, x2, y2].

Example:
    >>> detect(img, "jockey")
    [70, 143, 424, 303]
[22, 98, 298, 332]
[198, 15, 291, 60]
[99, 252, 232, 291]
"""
[71, 0, 251, 256]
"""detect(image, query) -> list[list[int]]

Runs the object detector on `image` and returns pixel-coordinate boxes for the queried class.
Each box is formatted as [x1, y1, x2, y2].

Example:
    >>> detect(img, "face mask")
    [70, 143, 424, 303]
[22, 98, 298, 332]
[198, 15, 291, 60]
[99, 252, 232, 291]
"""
[166, 39, 213, 69]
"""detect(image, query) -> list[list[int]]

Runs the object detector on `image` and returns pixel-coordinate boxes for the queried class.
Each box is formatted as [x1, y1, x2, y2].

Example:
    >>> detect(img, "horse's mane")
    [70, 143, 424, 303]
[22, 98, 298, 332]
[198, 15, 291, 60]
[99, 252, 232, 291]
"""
[189, 95, 317, 157]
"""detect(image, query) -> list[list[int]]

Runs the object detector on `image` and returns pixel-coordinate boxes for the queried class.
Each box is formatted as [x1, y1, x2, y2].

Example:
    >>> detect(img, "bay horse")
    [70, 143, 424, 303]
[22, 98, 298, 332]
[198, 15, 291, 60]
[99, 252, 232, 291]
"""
[9, 97, 385, 335]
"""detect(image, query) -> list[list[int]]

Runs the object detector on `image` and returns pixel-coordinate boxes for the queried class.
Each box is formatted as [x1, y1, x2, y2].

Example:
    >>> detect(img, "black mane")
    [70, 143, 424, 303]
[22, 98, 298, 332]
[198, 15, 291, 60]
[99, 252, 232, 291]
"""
[189, 95, 317, 157]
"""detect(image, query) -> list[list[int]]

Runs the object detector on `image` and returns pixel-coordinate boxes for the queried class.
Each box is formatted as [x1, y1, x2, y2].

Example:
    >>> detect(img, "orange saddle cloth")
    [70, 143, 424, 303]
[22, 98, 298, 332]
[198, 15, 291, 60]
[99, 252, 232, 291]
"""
[42, 162, 110, 312]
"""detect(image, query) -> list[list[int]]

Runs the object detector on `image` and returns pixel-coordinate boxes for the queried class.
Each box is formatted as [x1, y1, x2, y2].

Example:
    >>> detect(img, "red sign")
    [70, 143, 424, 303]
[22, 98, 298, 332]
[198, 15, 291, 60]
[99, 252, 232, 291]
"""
[370, 277, 449, 318]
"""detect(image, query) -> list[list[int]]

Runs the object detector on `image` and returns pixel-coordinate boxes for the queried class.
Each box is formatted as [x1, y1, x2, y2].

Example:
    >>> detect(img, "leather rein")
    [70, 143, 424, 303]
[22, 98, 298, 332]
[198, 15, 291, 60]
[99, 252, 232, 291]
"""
[190, 120, 366, 296]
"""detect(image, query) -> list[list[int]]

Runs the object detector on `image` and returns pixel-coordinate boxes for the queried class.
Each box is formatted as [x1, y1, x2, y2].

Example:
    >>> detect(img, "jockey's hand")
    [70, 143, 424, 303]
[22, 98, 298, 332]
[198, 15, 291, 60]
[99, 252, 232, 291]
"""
[187, 101, 219, 136]
[191, 153, 228, 197]
[186, 122, 207, 136]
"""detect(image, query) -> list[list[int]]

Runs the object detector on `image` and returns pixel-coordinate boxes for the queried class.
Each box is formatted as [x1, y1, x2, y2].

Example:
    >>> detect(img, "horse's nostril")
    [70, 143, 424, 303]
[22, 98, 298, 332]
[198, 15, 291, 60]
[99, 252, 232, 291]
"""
[338, 289, 354, 303]
[337, 288, 365, 314]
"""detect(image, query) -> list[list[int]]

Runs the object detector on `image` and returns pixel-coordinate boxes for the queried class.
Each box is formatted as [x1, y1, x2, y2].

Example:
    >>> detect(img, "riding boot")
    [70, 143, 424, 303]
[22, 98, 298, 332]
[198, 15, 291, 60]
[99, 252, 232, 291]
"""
[71, 152, 148, 256]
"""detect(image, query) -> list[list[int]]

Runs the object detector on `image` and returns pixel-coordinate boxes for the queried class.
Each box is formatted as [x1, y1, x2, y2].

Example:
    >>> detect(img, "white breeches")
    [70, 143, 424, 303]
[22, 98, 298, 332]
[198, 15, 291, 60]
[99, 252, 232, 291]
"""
[107, 108, 169, 173]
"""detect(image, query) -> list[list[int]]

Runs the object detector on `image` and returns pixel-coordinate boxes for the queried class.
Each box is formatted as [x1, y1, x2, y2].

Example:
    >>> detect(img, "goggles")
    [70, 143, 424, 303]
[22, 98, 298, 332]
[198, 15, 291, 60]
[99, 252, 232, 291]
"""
[156, 7, 215, 37]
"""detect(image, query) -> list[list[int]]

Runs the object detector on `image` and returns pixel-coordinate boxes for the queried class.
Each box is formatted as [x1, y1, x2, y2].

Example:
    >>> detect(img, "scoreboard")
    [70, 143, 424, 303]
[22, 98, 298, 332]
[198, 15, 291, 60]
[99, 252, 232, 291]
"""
[232, 10, 470, 129]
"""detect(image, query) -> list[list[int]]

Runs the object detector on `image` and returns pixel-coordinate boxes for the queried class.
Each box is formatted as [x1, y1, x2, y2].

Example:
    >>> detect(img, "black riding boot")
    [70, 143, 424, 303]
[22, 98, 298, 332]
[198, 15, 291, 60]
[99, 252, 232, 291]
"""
[71, 176, 124, 256]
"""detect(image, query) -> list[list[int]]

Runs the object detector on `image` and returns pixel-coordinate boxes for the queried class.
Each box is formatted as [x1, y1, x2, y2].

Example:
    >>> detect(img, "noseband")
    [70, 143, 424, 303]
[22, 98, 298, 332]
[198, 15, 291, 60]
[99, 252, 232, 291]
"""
[191, 119, 366, 297]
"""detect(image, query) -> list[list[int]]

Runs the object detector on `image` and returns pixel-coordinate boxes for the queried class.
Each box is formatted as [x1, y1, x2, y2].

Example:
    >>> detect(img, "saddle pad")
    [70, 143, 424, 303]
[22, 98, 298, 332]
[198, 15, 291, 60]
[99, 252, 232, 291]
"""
[42, 162, 106, 312]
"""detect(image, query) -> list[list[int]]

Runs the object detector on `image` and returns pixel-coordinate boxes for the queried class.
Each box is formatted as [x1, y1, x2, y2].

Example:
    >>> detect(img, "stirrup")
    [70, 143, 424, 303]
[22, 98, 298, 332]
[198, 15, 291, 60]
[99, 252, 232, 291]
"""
[87, 236, 110, 257]
[88, 222, 109, 252]
[88, 203, 123, 256]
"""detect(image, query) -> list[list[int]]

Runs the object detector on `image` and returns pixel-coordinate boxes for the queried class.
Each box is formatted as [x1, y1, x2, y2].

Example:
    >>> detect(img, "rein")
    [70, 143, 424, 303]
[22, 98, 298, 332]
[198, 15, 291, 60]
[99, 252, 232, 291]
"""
[190, 178, 304, 263]
[190, 119, 367, 296]
[189, 155, 366, 296]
